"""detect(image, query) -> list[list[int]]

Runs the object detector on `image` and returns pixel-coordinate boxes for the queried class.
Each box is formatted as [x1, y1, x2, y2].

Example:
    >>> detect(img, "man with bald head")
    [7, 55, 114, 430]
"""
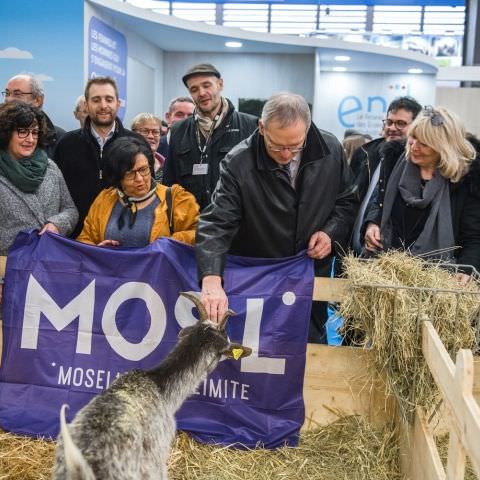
[3, 74, 65, 157]
[163, 63, 257, 210]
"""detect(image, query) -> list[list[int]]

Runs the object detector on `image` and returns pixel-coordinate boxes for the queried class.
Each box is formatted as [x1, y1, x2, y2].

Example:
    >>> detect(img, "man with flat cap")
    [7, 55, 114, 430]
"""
[163, 63, 258, 210]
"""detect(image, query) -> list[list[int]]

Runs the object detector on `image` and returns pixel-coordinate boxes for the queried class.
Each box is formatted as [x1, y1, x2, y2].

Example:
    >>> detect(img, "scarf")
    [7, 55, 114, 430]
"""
[0, 148, 48, 193]
[116, 181, 157, 230]
[380, 155, 455, 260]
[196, 97, 229, 138]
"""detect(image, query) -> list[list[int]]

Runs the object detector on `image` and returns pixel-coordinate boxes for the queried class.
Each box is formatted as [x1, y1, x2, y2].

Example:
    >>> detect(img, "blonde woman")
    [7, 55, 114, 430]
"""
[364, 106, 480, 281]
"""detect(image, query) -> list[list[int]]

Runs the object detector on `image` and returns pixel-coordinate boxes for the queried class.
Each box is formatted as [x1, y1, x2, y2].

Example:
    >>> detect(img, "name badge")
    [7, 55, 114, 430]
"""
[193, 163, 209, 175]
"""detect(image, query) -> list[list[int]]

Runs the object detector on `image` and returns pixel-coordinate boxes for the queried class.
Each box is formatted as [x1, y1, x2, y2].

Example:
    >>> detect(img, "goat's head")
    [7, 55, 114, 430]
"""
[179, 292, 252, 360]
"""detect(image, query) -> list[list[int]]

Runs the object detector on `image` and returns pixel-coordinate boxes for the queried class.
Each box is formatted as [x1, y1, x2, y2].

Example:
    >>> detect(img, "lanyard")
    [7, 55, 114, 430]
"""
[194, 102, 223, 164]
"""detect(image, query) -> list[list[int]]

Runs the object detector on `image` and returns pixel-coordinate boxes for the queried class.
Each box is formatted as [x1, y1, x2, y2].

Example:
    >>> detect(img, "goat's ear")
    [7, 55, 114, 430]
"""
[222, 343, 252, 360]
[178, 326, 195, 338]
[180, 292, 209, 323]
[218, 309, 236, 330]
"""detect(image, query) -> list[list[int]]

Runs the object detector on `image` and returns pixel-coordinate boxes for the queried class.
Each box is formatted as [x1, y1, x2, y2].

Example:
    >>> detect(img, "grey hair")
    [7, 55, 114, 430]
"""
[168, 96, 194, 113]
[10, 74, 44, 100]
[131, 112, 162, 130]
[261, 92, 311, 130]
[74, 95, 86, 111]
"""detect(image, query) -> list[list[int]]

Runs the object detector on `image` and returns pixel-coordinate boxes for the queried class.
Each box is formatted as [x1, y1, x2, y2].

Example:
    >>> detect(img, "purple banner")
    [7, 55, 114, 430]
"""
[0, 231, 313, 448]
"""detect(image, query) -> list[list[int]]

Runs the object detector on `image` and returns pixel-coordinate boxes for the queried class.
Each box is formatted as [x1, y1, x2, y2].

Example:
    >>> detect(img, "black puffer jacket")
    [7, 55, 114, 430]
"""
[196, 125, 359, 280]
[364, 139, 480, 272]
[53, 117, 143, 237]
[163, 99, 258, 210]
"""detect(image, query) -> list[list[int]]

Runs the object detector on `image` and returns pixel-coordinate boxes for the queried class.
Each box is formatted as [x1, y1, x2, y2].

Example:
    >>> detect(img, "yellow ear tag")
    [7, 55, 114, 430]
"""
[232, 348, 243, 360]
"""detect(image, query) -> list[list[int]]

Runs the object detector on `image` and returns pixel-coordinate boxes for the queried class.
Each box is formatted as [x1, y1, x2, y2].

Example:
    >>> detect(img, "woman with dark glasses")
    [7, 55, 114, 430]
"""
[363, 106, 480, 282]
[77, 136, 198, 247]
[0, 101, 78, 304]
[0, 101, 78, 256]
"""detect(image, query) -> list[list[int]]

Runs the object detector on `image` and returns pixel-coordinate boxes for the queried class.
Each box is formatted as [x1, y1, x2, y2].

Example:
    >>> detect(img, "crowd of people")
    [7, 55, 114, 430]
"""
[1, 64, 479, 342]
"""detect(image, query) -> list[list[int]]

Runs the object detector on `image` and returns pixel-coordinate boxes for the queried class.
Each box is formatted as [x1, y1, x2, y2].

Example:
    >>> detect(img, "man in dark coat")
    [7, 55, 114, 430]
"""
[54, 76, 141, 237]
[163, 63, 258, 210]
[3, 74, 65, 158]
[196, 93, 358, 343]
[350, 96, 422, 253]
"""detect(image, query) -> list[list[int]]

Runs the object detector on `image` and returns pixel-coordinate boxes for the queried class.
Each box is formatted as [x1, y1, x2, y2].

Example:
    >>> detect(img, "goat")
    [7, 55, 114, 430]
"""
[52, 292, 252, 480]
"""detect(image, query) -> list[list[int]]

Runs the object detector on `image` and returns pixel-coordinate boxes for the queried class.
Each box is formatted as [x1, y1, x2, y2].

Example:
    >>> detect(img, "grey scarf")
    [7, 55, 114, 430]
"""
[380, 155, 455, 260]
[196, 97, 229, 138]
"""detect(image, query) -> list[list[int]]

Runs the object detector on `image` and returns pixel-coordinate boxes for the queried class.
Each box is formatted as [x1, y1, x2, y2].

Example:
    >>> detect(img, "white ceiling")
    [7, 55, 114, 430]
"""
[90, 0, 438, 74]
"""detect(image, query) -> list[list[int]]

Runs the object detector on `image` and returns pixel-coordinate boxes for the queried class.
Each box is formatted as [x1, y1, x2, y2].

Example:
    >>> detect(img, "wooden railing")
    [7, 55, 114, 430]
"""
[406, 321, 480, 480]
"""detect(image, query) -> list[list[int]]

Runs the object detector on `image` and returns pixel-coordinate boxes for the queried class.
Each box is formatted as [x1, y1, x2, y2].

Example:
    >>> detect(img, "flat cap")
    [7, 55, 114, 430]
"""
[182, 63, 221, 87]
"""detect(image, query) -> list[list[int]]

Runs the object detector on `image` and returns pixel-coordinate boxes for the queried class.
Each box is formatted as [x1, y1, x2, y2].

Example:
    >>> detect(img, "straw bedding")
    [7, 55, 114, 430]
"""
[339, 251, 480, 420]
[0, 416, 402, 479]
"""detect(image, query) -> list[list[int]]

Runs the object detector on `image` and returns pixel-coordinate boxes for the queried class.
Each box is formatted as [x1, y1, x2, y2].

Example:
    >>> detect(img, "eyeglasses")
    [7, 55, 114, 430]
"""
[2, 90, 34, 99]
[423, 106, 444, 127]
[382, 118, 410, 129]
[135, 128, 161, 137]
[123, 165, 151, 181]
[16, 128, 40, 139]
[263, 131, 306, 154]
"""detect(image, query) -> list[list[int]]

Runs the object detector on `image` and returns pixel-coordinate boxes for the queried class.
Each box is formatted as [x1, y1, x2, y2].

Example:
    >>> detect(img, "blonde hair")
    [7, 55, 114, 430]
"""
[131, 113, 161, 131]
[406, 106, 475, 182]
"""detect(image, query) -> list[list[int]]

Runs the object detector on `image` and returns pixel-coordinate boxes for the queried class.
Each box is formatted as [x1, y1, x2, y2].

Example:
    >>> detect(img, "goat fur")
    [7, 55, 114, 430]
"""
[52, 293, 250, 480]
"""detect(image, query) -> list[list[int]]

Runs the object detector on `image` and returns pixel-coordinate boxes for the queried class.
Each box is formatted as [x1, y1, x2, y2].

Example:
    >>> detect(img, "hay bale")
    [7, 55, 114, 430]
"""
[0, 430, 54, 480]
[0, 417, 401, 479]
[340, 251, 480, 421]
[168, 416, 401, 480]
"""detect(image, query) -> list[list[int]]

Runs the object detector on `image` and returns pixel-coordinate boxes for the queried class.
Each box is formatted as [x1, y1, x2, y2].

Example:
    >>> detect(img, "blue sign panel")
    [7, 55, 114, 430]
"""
[88, 16, 127, 120]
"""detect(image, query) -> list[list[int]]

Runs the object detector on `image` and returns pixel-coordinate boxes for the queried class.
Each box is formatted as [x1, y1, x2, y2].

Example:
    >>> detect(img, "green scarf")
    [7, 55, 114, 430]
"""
[0, 148, 48, 193]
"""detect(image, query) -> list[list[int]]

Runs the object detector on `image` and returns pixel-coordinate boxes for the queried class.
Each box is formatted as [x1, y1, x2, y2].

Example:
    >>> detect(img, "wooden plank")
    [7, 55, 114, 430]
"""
[303, 343, 394, 428]
[422, 321, 480, 477]
[410, 408, 446, 480]
[446, 430, 466, 480]
[312, 277, 349, 303]
[0, 255, 5, 278]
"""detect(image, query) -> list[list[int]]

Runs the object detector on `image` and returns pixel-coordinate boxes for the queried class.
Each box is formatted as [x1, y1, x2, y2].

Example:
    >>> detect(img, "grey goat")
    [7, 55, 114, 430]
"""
[52, 292, 252, 480]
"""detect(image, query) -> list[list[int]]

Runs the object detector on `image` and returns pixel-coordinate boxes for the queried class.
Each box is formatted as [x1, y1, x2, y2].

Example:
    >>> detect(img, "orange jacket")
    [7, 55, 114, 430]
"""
[77, 184, 199, 246]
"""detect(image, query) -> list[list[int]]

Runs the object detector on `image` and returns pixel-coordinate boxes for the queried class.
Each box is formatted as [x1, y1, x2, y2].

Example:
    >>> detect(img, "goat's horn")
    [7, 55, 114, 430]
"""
[180, 292, 208, 322]
[219, 309, 236, 330]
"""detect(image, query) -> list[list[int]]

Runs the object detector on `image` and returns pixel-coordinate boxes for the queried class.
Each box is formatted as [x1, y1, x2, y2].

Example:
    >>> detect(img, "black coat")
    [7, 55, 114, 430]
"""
[163, 99, 258, 210]
[195, 125, 359, 281]
[364, 141, 480, 272]
[42, 111, 65, 159]
[53, 117, 141, 237]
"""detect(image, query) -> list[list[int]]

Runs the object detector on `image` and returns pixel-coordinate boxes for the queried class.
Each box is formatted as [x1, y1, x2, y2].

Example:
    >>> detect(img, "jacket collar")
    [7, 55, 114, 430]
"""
[254, 122, 331, 171]
[178, 98, 236, 153]
[81, 116, 125, 142]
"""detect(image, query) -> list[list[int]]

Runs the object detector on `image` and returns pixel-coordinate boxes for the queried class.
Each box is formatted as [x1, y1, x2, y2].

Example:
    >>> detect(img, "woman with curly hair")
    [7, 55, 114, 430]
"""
[364, 106, 480, 282]
[0, 101, 78, 301]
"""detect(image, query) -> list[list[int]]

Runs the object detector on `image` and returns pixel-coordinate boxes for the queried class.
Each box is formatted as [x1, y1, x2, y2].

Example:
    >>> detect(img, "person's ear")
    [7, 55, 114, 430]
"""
[259, 120, 265, 136]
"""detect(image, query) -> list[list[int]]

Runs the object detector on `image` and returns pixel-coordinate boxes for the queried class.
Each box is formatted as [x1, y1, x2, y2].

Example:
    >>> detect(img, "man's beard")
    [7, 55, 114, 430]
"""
[92, 112, 115, 128]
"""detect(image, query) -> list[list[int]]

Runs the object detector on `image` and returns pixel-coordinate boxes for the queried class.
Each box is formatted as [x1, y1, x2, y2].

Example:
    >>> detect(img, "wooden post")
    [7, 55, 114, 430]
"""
[422, 321, 480, 478]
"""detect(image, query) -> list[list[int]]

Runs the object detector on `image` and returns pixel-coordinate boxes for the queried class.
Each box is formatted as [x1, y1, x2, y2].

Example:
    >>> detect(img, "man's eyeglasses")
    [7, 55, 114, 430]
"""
[135, 128, 161, 137]
[123, 165, 151, 181]
[2, 90, 34, 99]
[264, 132, 306, 154]
[16, 128, 40, 139]
[423, 106, 445, 127]
[382, 118, 410, 129]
